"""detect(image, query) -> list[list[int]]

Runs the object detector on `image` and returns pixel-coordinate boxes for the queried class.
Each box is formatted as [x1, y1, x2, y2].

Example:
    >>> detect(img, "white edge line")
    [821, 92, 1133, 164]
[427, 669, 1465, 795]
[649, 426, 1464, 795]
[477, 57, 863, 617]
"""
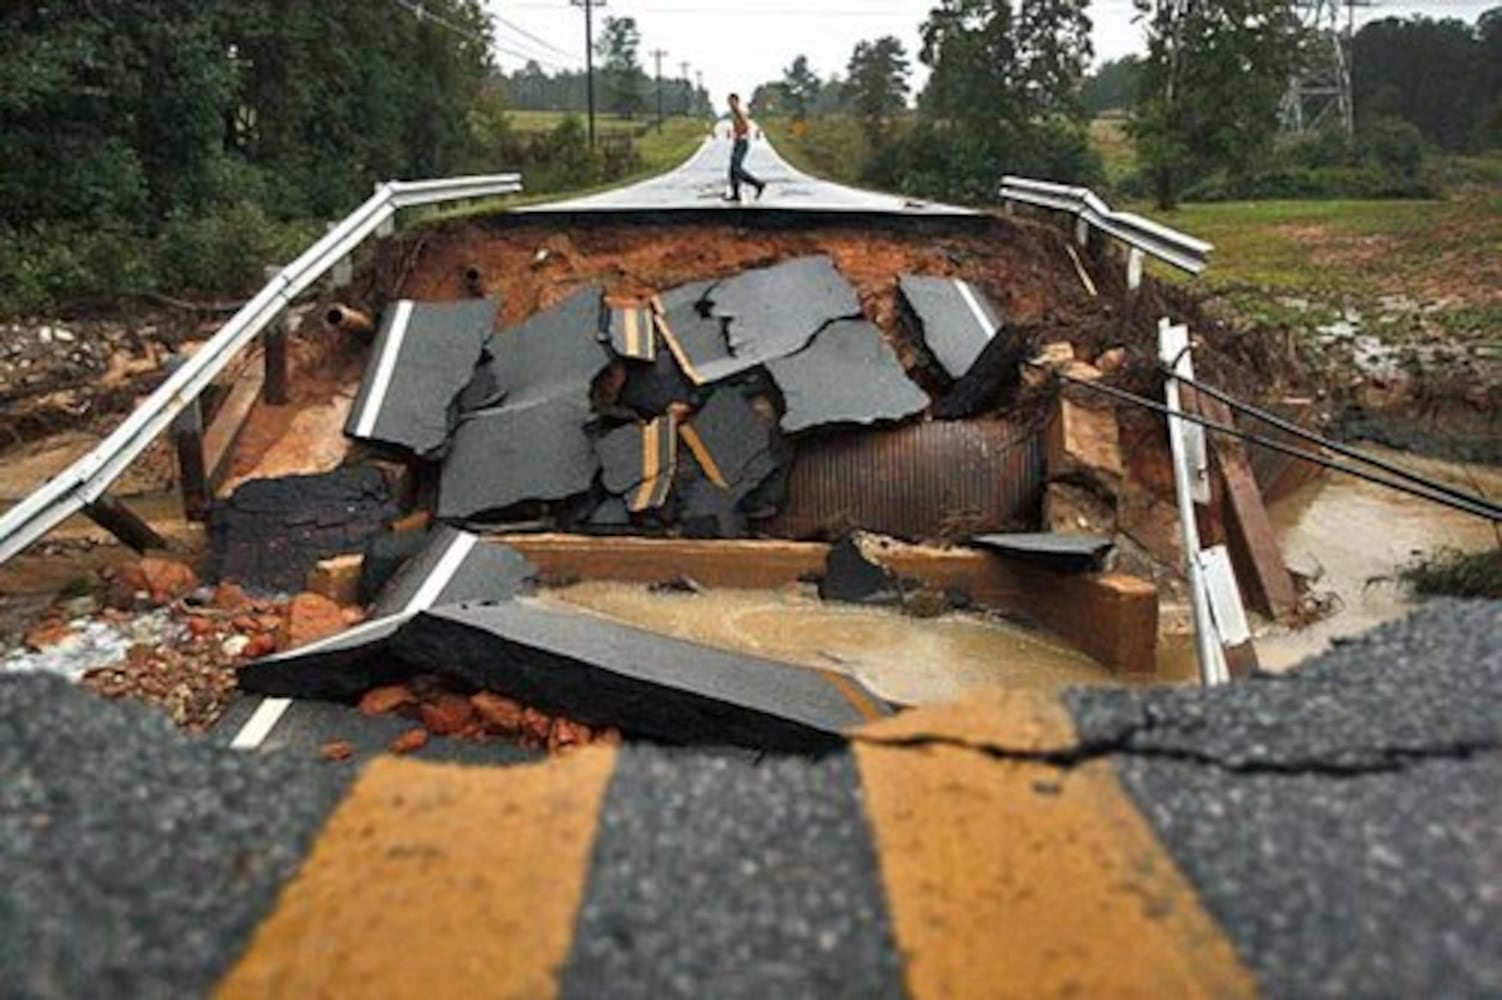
[353, 300, 414, 438]
[952, 279, 997, 341]
[405, 530, 480, 612]
[229, 697, 292, 750]
[229, 530, 480, 751]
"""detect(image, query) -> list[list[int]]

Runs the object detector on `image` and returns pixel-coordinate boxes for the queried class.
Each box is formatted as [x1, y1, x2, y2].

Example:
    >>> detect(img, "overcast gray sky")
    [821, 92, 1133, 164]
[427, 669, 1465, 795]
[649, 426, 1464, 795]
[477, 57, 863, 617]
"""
[485, 0, 1496, 107]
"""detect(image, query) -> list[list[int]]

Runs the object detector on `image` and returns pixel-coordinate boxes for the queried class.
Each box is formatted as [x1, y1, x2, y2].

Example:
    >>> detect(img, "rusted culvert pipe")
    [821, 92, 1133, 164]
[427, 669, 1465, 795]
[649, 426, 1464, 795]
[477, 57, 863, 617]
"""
[463, 265, 486, 296]
[325, 304, 374, 335]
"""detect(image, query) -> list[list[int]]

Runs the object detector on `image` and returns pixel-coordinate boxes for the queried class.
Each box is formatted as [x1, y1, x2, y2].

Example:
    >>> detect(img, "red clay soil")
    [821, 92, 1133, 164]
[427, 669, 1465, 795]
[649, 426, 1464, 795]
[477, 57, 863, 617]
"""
[383, 216, 1142, 370]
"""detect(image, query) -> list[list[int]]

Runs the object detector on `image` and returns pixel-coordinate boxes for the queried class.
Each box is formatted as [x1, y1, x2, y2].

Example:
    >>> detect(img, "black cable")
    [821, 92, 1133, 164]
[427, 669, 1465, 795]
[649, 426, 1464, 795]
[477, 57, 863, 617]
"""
[1036, 365, 1502, 523]
[1165, 367, 1502, 518]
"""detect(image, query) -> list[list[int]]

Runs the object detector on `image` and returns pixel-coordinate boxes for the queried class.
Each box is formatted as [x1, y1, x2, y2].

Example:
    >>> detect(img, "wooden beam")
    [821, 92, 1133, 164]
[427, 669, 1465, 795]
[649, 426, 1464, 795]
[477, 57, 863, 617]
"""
[171, 396, 210, 522]
[202, 353, 266, 491]
[84, 496, 167, 553]
[499, 535, 1160, 675]
[263, 314, 289, 405]
[1193, 394, 1299, 622]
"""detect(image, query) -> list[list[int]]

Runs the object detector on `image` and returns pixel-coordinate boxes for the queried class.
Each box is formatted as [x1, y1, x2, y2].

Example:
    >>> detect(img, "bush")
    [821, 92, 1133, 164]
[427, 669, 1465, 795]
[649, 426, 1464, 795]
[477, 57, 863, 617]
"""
[155, 203, 318, 298]
[875, 117, 1104, 205]
[0, 223, 154, 317]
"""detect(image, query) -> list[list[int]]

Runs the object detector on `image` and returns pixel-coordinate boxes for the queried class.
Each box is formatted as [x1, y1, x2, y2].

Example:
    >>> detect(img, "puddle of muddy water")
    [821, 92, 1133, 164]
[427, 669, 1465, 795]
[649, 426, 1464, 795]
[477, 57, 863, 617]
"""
[1256, 444, 1502, 671]
[544, 582, 1176, 705]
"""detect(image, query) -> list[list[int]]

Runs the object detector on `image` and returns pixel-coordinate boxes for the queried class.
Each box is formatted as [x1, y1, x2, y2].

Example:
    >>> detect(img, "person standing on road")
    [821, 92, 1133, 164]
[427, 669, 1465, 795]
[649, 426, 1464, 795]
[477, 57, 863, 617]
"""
[725, 93, 766, 203]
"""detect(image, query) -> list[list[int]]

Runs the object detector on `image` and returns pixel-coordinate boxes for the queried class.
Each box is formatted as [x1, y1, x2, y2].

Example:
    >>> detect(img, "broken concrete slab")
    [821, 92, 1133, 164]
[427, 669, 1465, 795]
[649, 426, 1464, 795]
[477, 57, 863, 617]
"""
[359, 529, 431, 604]
[765, 320, 929, 433]
[596, 416, 678, 513]
[438, 395, 599, 519]
[208, 466, 400, 593]
[467, 286, 610, 411]
[969, 533, 1115, 573]
[704, 256, 862, 369]
[344, 299, 497, 457]
[240, 597, 890, 753]
[371, 526, 537, 617]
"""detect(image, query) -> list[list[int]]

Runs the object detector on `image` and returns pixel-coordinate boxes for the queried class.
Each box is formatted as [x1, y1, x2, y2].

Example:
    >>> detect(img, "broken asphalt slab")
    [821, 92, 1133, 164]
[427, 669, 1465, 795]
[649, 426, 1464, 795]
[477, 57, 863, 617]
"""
[897, 275, 1026, 418]
[344, 298, 496, 457]
[239, 596, 891, 753]
[438, 394, 599, 519]
[896, 276, 1002, 381]
[704, 256, 862, 369]
[653, 281, 737, 384]
[470, 285, 610, 409]
[765, 319, 928, 433]
[370, 526, 536, 617]
[969, 532, 1114, 573]
[208, 465, 400, 593]
[596, 416, 678, 513]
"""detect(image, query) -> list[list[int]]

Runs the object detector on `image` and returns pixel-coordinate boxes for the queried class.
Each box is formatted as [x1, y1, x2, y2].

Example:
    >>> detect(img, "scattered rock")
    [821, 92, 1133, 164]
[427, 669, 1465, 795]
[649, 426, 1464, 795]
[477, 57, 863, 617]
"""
[306, 554, 364, 607]
[241, 633, 277, 659]
[818, 533, 903, 606]
[221, 635, 250, 658]
[359, 684, 416, 718]
[210, 582, 252, 613]
[23, 620, 75, 652]
[110, 557, 199, 609]
[276, 592, 346, 652]
[319, 741, 355, 762]
[388, 729, 428, 755]
[471, 692, 525, 733]
[419, 692, 477, 736]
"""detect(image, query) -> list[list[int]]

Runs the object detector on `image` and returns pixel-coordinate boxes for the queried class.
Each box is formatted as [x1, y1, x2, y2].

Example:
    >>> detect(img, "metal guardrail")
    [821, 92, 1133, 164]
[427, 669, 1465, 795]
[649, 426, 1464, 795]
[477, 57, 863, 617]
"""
[999, 176, 1213, 275]
[0, 173, 524, 565]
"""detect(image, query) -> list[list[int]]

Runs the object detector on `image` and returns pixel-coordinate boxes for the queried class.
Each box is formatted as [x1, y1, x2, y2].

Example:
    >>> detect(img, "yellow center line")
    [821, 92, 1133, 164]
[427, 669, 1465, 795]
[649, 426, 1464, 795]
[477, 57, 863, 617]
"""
[216, 750, 618, 1000]
[680, 424, 729, 489]
[654, 315, 706, 385]
[854, 695, 1256, 1000]
[819, 670, 886, 723]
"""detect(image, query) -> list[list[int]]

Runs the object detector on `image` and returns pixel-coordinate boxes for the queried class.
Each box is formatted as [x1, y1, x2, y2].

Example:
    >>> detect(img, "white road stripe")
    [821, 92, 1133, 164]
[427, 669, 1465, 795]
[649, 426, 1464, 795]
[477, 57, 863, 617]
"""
[352, 300, 415, 438]
[230, 697, 292, 750]
[229, 530, 481, 751]
[953, 278, 997, 340]
[404, 530, 479, 613]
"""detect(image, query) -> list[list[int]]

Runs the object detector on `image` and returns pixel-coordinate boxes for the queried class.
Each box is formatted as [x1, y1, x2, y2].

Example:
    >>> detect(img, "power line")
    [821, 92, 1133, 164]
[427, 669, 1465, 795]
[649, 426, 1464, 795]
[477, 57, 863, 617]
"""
[491, 10, 578, 60]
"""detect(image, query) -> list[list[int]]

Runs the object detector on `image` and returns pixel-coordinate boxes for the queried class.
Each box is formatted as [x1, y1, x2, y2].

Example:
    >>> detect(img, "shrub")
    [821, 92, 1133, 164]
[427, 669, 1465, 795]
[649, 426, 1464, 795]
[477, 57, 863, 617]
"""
[155, 203, 318, 298]
[0, 223, 154, 317]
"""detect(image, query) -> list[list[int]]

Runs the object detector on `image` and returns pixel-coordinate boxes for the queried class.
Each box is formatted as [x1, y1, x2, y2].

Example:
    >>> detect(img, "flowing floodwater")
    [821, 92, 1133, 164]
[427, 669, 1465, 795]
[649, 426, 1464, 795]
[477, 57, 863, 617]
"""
[1254, 444, 1502, 671]
[545, 582, 1171, 705]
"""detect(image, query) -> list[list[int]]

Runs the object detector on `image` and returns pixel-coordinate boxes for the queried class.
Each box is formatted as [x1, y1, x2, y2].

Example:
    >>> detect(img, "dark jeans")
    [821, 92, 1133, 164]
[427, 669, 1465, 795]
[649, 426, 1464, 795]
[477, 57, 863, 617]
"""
[729, 137, 763, 200]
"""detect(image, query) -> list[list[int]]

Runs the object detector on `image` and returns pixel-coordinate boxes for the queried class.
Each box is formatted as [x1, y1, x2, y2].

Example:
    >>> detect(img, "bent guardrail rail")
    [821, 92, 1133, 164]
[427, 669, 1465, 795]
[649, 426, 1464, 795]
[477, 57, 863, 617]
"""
[0, 173, 524, 565]
[999, 176, 1213, 275]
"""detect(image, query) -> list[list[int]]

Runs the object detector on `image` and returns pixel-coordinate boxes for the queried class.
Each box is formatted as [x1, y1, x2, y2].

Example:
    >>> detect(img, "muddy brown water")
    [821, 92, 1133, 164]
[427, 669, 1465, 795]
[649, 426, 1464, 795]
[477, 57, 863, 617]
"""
[544, 582, 1184, 705]
[1253, 445, 1502, 671]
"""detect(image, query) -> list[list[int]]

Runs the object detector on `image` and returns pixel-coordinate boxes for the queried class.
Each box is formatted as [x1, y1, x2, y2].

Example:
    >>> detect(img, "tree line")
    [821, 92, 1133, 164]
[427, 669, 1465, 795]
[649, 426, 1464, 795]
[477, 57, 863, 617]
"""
[754, 2, 1501, 208]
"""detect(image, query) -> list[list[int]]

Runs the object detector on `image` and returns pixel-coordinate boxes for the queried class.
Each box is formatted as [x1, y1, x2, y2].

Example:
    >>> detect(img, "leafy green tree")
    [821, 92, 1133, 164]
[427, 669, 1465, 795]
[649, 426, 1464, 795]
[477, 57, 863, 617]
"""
[1081, 56, 1140, 114]
[781, 55, 822, 121]
[597, 16, 644, 118]
[919, 0, 1092, 127]
[1130, 0, 1302, 208]
[1352, 15, 1491, 152]
[847, 37, 911, 141]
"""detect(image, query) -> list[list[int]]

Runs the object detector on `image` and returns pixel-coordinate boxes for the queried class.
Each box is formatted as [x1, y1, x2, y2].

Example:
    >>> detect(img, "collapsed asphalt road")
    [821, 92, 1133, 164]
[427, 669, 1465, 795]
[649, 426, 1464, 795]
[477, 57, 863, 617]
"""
[1, 599, 1496, 998]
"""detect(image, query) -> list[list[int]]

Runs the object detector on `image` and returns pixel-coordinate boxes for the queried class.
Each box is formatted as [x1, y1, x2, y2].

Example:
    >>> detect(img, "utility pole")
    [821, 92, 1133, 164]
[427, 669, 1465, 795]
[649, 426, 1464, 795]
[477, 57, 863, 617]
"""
[680, 60, 691, 115]
[570, 0, 605, 147]
[695, 69, 705, 117]
[651, 48, 667, 132]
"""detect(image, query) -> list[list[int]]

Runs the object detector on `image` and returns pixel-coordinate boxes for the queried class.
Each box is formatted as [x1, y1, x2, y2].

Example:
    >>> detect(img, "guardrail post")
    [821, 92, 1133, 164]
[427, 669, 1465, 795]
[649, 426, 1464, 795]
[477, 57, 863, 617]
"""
[1127, 248, 1145, 292]
[1074, 217, 1089, 247]
[171, 395, 210, 522]
[260, 265, 290, 406]
[84, 497, 167, 554]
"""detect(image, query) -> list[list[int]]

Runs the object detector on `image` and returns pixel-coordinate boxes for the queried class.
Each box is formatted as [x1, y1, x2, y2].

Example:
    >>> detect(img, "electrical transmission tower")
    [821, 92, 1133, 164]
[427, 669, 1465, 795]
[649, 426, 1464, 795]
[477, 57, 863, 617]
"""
[1279, 0, 1372, 137]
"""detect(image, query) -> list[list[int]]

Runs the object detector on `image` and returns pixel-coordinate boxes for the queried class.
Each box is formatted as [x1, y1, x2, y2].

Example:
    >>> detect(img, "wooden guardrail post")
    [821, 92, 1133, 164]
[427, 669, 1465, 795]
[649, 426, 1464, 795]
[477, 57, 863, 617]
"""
[171, 395, 210, 522]
[84, 497, 166, 553]
[261, 265, 289, 405]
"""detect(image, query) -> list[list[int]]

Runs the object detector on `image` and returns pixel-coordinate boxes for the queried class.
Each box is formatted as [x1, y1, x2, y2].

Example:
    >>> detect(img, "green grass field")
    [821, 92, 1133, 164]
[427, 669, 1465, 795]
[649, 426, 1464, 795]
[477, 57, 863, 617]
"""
[504, 109, 650, 135]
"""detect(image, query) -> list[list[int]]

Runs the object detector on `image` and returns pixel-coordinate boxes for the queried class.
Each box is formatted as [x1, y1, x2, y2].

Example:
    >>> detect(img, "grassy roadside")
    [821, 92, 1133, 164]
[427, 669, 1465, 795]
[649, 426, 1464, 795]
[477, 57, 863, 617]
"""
[421, 116, 710, 223]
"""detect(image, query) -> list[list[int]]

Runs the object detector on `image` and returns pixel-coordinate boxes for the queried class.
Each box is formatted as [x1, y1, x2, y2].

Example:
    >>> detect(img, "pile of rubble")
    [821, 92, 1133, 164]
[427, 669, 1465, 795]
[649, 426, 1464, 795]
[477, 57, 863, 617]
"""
[345, 255, 1028, 540]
